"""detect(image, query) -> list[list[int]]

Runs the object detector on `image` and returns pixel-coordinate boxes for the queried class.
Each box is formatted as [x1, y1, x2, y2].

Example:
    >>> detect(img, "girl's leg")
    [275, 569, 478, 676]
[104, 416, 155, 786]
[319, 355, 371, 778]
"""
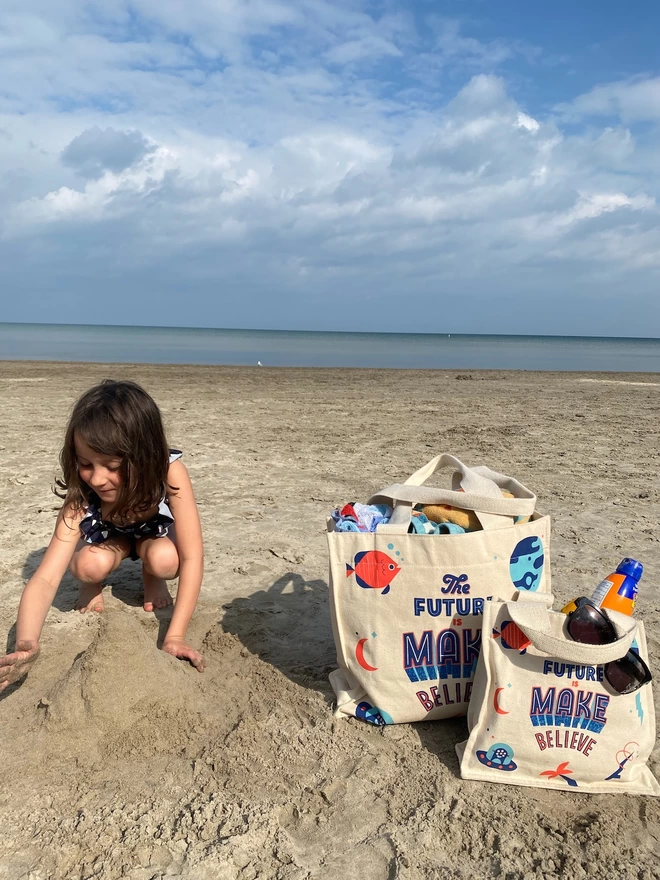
[135, 535, 179, 612]
[70, 538, 132, 613]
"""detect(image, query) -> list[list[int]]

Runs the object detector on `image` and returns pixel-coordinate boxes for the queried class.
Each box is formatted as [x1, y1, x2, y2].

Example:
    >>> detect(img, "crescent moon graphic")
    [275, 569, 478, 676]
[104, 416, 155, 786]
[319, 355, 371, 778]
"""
[494, 687, 509, 715]
[355, 638, 378, 672]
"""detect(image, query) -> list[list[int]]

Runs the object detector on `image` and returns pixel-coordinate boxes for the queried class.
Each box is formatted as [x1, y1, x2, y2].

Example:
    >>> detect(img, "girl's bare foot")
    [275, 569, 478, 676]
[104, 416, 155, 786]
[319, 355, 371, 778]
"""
[143, 570, 173, 612]
[75, 582, 105, 613]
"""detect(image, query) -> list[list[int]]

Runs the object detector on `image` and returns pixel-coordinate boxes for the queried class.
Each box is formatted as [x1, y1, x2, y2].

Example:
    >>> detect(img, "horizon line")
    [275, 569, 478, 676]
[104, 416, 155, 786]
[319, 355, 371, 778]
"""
[1, 320, 659, 343]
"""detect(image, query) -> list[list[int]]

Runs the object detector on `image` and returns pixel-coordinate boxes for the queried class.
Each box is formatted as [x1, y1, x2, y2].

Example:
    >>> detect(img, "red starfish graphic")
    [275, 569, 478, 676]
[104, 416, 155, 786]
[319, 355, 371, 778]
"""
[540, 761, 577, 786]
[540, 761, 572, 779]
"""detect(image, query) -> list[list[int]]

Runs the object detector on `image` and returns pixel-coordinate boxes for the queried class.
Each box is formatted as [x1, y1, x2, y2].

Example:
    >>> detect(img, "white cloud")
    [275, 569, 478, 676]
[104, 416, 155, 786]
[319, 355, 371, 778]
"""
[433, 18, 513, 66]
[0, 3, 658, 334]
[556, 76, 660, 123]
[9, 145, 179, 228]
[516, 112, 540, 133]
[556, 192, 655, 227]
[324, 36, 403, 65]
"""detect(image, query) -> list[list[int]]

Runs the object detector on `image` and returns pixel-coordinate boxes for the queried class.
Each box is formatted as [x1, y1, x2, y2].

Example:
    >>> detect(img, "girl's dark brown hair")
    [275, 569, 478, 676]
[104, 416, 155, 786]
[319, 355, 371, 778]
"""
[56, 380, 170, 521]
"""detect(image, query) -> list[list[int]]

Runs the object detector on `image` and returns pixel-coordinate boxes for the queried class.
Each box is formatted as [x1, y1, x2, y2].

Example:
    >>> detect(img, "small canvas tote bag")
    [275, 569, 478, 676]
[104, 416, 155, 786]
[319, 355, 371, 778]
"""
[327, 454, 551, 725]
[457, 593, 659, 795]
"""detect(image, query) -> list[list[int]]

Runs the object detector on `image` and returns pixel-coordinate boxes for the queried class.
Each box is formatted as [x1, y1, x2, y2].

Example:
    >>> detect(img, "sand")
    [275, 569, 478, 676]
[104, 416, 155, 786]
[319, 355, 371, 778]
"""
[0, 361, 658, 880]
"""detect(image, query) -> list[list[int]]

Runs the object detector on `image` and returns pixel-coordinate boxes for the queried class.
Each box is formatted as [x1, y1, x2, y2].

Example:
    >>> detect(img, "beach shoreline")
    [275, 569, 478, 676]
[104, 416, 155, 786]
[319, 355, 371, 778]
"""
[0, 360, 658, 879]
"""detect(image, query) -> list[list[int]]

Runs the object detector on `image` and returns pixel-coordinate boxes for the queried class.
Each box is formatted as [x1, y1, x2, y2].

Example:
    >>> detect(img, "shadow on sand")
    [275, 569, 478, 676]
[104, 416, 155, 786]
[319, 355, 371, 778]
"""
[221, 571, 337, 701]
[220, 571, 468, 772]
[22, 547, 153, 614]
[413, 715, 468, 776]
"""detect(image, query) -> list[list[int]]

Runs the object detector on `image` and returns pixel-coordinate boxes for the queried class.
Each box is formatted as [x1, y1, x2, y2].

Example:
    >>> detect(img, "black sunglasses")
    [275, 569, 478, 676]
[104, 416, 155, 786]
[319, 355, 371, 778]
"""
[565, 597, 652, 695]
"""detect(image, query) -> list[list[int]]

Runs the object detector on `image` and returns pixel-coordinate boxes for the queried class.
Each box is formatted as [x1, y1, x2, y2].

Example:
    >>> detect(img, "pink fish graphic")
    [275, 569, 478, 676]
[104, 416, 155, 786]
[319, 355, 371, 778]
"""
[346, 550, 401, 595]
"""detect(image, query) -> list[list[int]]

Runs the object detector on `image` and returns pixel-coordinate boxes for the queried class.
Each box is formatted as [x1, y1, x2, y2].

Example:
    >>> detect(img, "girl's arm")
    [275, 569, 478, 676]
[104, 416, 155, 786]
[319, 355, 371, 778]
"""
[0, 505, 82, 691]
[162, 459, 205, 670]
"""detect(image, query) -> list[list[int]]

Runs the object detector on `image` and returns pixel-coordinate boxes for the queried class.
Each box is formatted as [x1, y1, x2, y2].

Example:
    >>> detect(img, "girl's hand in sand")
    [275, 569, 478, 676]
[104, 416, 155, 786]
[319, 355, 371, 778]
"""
[0, 640, 41, 691]
[162, 636, 205, 672]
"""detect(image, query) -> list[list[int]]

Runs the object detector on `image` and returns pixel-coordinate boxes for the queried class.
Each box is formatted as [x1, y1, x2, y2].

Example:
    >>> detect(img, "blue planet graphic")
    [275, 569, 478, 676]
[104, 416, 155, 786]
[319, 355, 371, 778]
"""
[510, 536, 544, 591]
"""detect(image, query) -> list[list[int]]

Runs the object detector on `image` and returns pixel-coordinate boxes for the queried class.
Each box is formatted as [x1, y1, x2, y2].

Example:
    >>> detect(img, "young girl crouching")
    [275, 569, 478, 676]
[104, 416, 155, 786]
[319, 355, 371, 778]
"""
[0, 380, 205, 691]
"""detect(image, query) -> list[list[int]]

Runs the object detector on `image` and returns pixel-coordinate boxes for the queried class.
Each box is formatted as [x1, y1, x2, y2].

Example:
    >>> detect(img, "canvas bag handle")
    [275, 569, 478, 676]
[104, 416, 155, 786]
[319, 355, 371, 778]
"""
[369, 453, 536, 535]
[505, 593, 638, 665]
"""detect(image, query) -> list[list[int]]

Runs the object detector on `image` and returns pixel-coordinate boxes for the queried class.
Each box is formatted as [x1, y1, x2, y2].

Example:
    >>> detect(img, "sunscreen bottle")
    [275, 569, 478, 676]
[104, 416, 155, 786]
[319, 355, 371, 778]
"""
[591, 558, 642, 616]
[560, 558, 643, 616]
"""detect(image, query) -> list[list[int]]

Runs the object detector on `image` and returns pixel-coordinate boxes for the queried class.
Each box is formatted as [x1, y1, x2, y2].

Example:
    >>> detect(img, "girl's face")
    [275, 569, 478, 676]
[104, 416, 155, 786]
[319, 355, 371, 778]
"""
[74, 434, 123, 501]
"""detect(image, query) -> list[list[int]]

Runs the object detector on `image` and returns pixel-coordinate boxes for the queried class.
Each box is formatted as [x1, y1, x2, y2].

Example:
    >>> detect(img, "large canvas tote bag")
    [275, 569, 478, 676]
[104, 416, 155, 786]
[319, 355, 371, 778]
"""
[327, 454, 551, 725]
[457, 593, 659, 795]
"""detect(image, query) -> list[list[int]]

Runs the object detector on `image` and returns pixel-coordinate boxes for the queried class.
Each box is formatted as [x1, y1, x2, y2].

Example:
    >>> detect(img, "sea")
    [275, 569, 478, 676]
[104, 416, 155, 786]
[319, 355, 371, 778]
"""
[1, 323, 659, 372]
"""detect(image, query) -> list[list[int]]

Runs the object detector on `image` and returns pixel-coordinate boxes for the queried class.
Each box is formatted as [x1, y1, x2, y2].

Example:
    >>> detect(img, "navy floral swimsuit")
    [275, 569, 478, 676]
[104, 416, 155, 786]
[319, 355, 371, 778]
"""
[79, 450, 182, 560]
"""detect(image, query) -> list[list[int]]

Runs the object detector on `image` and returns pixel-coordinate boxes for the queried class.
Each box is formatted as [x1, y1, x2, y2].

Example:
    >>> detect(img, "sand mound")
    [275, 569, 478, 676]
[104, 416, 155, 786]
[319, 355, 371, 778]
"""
[41, 609, 204, 743]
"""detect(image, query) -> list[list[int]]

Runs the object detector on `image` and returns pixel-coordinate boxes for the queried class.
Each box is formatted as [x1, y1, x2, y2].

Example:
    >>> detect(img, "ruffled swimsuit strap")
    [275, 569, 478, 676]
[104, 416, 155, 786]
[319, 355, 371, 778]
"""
[158, 448, 183, 526]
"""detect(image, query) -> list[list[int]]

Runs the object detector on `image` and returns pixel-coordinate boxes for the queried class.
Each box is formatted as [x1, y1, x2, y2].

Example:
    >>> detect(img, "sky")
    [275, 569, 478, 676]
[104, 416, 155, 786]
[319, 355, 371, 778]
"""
[1, 0, 659, 336]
